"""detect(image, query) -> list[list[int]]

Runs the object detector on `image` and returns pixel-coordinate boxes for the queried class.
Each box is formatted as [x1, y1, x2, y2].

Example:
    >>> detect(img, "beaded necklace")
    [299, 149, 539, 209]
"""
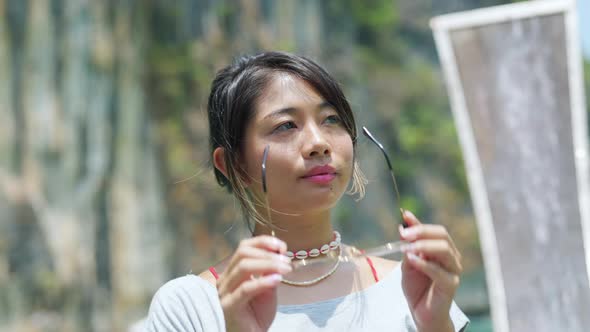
[281, 231, 342, 286]
[281, 247, 341, 286]
[285, 231, 341, 260]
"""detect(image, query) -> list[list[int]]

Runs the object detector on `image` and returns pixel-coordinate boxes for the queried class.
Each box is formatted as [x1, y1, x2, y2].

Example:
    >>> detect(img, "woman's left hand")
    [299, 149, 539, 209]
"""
[399, 210, 463, 332]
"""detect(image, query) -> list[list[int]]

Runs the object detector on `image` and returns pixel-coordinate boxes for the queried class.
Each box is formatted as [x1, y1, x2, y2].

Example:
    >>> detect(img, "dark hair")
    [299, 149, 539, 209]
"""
[207, 51, 365, 227]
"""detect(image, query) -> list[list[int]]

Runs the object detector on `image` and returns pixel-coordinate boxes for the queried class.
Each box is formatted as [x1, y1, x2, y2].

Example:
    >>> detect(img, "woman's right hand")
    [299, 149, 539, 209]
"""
[217, 235, 292, 332]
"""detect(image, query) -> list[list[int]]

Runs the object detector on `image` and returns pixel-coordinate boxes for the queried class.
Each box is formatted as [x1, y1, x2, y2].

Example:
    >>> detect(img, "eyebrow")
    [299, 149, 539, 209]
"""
[263, 101, 334, 121]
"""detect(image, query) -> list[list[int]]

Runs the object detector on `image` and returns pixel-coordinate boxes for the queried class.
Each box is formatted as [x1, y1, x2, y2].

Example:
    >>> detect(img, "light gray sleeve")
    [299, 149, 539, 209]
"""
[450, 301, 470, 332]
[403, 301, 469, 332]
[145, 275, 225, 332]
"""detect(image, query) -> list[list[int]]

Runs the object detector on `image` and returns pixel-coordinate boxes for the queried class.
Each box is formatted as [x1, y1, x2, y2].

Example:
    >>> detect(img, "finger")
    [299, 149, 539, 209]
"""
[399, 210, 422, 239]
[220, 273, 282, 310]
[218, 257, 291, 296]
[402, 239, 462, 274]
[225, 244, 289, 279]
[241, 235, 288, 254]
[399, 224, 459, 253]
[405, 252, 460, 296]
[403, 210, 421, 226]
[221, 236, 289, 295]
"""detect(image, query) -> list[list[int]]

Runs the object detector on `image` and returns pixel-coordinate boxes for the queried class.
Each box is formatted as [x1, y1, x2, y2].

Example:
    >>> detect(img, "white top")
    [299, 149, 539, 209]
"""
[145, 262, 469, 331]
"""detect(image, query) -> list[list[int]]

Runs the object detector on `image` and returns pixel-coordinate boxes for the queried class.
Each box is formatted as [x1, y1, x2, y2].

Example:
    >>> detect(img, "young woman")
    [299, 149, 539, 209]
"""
[146, 51, 469, 332]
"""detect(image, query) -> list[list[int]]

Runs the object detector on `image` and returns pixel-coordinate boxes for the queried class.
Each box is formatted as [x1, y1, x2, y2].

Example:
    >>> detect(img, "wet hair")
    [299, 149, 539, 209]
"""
[207, 51, 366, 229]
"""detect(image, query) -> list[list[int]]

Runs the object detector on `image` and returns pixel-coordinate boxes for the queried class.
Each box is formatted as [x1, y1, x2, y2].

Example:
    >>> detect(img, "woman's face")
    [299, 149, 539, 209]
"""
[241, 73, 354, 215]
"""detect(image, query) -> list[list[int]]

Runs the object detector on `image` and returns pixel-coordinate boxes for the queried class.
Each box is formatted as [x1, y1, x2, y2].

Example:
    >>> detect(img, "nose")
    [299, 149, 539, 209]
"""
[302, 124, 331, 158]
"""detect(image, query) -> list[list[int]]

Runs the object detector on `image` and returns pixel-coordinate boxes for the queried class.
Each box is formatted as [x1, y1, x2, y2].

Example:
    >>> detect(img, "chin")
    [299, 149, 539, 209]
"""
[296, 189, 345, 212]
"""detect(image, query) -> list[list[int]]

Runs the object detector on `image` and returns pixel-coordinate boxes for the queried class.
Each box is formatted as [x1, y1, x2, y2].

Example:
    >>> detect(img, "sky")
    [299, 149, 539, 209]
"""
[580, 0, 589, 58]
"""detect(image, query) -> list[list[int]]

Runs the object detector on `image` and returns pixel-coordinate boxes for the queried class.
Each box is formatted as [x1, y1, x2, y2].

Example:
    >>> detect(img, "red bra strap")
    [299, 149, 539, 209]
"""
[365, 257, 379, 282]
[209, 266, 219, 280]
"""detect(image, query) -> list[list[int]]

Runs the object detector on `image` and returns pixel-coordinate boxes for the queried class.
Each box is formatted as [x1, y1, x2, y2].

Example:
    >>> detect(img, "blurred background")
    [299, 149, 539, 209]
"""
[0, 0, 588, 331]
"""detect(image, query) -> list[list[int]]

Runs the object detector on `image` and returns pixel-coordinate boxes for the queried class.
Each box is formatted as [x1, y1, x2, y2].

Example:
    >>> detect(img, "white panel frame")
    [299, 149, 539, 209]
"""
[430, 1, 590, 331]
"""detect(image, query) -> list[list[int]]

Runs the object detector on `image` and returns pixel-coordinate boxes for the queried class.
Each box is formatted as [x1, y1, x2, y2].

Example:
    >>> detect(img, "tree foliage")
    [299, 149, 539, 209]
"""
[3, 0, 585, 330]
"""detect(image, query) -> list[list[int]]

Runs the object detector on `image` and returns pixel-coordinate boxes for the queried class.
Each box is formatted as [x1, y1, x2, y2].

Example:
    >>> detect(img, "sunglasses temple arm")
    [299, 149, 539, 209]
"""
[363, 127, 409, 228]
[261, 145, 276, 237]
[387, 170, 408, 228]
[264, 196, 275, 237]
[382, 150, 408, 228]
[373, 143, 409, 228]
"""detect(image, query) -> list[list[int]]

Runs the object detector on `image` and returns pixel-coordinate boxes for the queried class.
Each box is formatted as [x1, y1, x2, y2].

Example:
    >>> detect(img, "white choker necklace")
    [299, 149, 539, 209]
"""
[285, 231, 341, 260]
[281, 247, 341, 287]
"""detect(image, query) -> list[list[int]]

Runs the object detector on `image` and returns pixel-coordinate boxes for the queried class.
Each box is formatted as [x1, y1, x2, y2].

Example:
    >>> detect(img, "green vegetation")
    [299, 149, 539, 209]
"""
[3, 0, 588, 330]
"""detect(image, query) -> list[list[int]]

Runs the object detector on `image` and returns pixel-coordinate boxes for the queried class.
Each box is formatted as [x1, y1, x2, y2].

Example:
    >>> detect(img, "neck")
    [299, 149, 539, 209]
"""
[253, 209, 334, 252]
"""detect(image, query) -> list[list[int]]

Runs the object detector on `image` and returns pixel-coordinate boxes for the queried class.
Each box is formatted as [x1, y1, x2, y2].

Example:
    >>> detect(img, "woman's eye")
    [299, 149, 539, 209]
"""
[324, 115, 341, 125]
[274, 121, 297, 133]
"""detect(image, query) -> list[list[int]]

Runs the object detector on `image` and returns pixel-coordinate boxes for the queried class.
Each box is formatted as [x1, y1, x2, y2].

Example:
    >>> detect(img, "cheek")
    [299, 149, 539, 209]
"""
[244, 144, 290, 190]
[333, 136, 355, 178]
[338, 137, 355, 164]
[240, 143, 265, 186]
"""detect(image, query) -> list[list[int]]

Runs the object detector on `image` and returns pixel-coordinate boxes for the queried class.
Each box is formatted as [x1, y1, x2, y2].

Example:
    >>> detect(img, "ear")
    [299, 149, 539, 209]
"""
[213, 147, 251, 187]
[213, 147, 229, 179]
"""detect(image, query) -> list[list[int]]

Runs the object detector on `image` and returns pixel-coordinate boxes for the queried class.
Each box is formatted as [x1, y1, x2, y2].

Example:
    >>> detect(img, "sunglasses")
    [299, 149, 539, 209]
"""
[260, 127, 409, 268]
[362, 126, 409, 228]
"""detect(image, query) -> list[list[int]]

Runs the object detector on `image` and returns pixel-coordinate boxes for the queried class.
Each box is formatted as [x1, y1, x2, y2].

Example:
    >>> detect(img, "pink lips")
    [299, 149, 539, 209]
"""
[302, 165, 337, 185]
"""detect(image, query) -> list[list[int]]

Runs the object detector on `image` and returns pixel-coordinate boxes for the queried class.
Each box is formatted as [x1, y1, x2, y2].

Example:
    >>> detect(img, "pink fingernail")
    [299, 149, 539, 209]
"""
[408, 253, 420, 261]
[278, 255, 291, 263]
[272, 238, 284, 252]
[268, 273, 282, 282]
[400, 226, 407, 236]
[283, 264, 293, 274]
[402, 229, 416, 239]
[401, 243, 414, 252]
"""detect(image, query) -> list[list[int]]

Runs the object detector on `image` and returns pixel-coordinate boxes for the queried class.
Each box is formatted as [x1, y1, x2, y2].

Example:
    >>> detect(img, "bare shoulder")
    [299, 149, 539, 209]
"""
[197, 257, 231, 287]
[367, 255, 399, 279]
[342, 244, 399, 279]
[198, 269, 217, 287]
